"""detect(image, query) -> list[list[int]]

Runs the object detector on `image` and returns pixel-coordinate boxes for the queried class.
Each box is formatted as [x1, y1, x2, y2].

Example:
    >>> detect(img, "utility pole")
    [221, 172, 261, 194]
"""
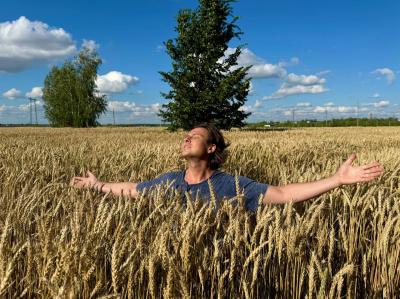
[356, 100, 359, 127]
[34, 99, 38, 125]
[29, 98, 32, 125]
[28, 98, 38, 125]
[112, 108, 116, 126]
[325, 108, 328, 126]
[389, 112, 395, 126]
[292, 108, 295, 124]
[29, 98, 38, 125]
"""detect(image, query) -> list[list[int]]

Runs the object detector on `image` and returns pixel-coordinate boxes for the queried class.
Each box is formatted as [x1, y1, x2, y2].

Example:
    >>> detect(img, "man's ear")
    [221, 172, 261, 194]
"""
[208, 144, 216, 154]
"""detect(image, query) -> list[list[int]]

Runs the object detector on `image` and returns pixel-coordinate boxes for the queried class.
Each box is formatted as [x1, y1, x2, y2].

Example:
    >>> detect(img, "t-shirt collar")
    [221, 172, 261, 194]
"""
[182, 169, 221, 186]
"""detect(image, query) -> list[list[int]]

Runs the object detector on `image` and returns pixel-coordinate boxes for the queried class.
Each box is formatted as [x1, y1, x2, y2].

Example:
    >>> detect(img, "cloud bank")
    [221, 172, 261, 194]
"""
[0, 16, 76, 72]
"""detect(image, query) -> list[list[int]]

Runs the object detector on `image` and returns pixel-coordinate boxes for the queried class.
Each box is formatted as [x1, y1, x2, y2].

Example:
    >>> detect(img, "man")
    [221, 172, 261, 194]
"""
[70, 123, 384, 211]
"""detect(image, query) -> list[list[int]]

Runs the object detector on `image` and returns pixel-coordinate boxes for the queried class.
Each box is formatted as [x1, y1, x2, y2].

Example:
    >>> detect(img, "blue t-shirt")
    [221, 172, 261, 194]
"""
[136, 170, 268, 212]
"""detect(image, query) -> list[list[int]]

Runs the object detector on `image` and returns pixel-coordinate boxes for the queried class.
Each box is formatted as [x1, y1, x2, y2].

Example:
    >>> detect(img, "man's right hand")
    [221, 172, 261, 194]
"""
[70, 170, 99, 190]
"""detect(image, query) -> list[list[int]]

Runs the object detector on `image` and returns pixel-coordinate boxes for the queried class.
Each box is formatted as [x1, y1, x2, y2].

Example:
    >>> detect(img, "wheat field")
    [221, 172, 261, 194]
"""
[0, 126, 399, 298]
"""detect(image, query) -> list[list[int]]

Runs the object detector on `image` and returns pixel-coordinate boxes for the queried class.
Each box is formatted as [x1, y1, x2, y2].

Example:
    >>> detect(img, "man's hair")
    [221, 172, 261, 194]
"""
[193, 122, 230, 170]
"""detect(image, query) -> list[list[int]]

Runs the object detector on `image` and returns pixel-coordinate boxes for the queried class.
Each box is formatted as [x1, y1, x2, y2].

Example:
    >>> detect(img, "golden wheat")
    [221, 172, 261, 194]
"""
[0, 126, 398, 297]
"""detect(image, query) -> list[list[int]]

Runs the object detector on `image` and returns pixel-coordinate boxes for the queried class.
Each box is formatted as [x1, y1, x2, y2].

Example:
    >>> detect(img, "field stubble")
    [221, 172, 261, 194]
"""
[0, 127, 399, 298]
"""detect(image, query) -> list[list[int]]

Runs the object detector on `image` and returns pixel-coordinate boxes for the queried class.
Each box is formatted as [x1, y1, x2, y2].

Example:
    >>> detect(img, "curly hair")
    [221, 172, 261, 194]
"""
[193, 122, 230, 170]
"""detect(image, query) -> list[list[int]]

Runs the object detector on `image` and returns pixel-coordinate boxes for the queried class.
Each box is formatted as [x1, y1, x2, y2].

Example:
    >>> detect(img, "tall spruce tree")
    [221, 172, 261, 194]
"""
[159, 0, 251, 130]
[42, 47, 107, 127]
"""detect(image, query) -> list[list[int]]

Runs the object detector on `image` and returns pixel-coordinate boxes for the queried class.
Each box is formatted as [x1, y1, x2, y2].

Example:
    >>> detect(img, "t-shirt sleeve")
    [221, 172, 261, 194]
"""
[239, 176, 268, 212]
[136, 172, 179, 192]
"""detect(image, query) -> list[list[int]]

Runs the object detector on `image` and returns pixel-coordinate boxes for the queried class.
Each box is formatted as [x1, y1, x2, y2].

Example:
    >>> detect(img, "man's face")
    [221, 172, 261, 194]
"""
[181, 127, 215, 160]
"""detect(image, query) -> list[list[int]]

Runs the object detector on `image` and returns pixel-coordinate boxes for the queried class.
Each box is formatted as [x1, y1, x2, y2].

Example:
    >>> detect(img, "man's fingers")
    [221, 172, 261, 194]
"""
[70, 176, 87, 188]
[70, 177, 79, 185]
[361, 172, 381, 180]
[344, 153, 357, 165]
[361, 162, 381, 170]
[364, 166, 384, 174]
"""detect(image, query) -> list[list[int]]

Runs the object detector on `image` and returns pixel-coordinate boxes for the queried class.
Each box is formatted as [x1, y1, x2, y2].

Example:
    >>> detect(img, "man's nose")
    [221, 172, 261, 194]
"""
[184, 136, 191, 143]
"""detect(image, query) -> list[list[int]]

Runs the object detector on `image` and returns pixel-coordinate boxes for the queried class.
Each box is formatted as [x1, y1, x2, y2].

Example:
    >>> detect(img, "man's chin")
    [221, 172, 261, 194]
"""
[180, 152, 190, 159]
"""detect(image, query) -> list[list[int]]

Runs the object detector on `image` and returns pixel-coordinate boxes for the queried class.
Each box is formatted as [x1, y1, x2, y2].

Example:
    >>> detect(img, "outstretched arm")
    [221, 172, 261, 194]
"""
[70, 171, 138, 198]
[263, 153, 384, 204]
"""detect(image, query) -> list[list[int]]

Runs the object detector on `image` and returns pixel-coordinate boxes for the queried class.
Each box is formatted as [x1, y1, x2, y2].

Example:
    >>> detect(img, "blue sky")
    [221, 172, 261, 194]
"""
[0, 0, 399, 124]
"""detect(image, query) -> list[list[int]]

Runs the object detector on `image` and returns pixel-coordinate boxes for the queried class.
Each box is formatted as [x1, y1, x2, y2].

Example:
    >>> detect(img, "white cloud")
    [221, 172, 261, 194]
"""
[224, 47, 262, 65]
[107, 100, 137, 112]
[0, 102, 41, 113]
[337, 106, 357, 113]
[254, 99, 263, 109]
[107, 100, 161, 116]
[150, 103, 161, 111]
[324, 102, 334, 106]
[313, 105, 359, 113]
[316, 70, 331, 76]
[17, 103, 32, 112]
[313, 106, 327, 113]
[25, 87, 43, 98]
[265, 104, 375, 119]
[372, 93, 380, 98]
[249, 64, 287, 79]
[239, 99, 263, 113]
[374, 100, 389, 108]
[278, 57, 300, 67]
[287, 73, 326, 85]
[242, 100, 394, 122]
[372, 68, 395, 84]
[264, 83, 328, 100]
[247, 81, 255, 95]
[2, 88, 22, 99]
[297, 102, 311, 107]
[96, 71, 139, 94]
[222, 48, 287, 79]
[239, 105, 251, 113]
[261, 65, 329, 100]
[363, 100, 390, 108]
[82, 39, 99, 52]
[0, 16, 76, 72]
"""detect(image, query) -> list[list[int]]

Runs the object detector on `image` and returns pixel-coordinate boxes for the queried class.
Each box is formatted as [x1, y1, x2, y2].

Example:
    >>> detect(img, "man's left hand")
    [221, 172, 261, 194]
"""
[334, 153, 384, 185]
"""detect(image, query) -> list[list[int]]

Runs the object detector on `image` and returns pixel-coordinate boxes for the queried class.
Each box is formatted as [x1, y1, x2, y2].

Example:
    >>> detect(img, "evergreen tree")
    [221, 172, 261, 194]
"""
[159, 0, 251, 130]
[42, 48, 107, 127]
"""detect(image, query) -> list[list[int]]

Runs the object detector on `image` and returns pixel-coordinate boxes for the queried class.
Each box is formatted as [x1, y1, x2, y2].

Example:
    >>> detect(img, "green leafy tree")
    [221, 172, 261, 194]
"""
[43, 48, 107, 127]
[159, 0, 251, 130]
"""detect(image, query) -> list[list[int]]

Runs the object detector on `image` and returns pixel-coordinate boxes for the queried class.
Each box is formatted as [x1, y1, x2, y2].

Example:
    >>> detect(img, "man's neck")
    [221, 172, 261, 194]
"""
[184, 160, 215, 184]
